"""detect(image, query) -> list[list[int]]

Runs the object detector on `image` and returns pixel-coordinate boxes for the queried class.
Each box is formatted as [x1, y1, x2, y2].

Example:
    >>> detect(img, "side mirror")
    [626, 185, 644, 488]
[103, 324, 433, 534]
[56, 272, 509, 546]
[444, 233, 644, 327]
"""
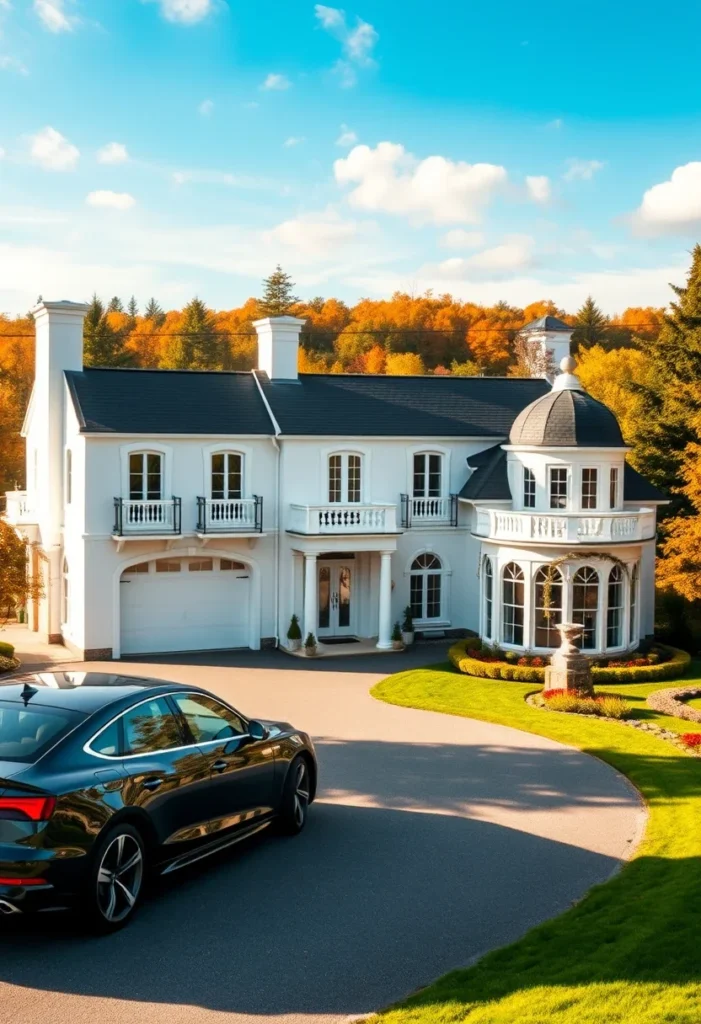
[248, 720, 269, 742]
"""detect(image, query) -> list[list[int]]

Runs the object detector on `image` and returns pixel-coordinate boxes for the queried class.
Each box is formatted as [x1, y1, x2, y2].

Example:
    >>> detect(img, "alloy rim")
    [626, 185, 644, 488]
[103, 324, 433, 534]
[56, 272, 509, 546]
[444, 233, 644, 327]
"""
[293, 761, 309, 828]
[96, 834, 143, 922]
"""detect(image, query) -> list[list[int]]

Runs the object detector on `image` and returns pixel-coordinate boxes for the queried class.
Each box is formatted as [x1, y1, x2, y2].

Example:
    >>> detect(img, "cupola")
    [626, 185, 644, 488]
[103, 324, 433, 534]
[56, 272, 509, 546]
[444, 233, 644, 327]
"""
[509, 356, 625, 448]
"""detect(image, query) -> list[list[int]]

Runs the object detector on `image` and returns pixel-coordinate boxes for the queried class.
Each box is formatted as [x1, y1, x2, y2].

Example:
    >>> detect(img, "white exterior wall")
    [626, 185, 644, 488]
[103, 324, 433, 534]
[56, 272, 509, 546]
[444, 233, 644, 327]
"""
[506, 447, 628, 513]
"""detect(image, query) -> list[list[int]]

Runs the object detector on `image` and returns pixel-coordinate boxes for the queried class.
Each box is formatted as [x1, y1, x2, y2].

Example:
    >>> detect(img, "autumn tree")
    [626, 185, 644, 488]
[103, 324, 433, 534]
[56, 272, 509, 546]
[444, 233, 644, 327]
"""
[107, 296, 124, 313]
[258, 265, 299, 317]
[657, 421, 701, 600]
[0, 521, 41, 622]
[83, 295, 133, 367]
[572, 296, 609, 350]
[576, 344, 651, 448]
[385, 352, 425, 375]
[629, 245, 701, 510]
[161, 297, 226, 371]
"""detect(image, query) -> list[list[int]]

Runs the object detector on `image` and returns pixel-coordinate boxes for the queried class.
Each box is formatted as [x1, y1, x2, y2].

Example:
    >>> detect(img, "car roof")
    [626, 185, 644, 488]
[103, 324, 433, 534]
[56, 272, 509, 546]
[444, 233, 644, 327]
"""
[0, 672, 195, 714]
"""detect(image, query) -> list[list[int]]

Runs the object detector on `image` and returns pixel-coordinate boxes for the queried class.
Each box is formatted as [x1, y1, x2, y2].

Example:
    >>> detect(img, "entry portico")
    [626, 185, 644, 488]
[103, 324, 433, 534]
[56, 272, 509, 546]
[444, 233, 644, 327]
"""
[289, 534, 400, 650]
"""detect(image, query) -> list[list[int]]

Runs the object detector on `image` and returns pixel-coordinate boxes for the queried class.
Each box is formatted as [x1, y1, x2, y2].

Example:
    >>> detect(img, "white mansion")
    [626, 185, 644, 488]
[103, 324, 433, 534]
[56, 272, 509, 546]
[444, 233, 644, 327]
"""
[4, 301, 665, 660]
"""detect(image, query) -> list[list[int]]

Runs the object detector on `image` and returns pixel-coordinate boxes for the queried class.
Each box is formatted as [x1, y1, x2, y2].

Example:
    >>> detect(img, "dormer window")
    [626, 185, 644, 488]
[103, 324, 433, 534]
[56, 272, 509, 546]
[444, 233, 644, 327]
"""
[582, 468, 598, 510]
[211, 452, 243, 500]
[129, 452, 163, 501]
[549, 467, 568, 510]
[329, 453, 362, 503]
[523, 467, 536, 508]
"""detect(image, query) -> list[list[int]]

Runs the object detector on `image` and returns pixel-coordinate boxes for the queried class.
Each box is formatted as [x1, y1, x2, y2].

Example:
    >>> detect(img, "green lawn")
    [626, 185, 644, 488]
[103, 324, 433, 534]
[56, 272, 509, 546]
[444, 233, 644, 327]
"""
[369, 662, 701, 1024]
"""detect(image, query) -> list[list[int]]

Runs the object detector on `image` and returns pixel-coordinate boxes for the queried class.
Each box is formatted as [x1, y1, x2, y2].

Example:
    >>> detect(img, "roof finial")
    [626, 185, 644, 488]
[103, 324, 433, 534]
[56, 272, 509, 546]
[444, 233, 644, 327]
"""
[552, 354, 583, 392]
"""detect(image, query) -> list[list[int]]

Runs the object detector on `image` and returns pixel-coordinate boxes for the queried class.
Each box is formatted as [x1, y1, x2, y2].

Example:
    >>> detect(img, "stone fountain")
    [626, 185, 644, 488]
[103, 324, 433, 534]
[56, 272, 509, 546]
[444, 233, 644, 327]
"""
[543, 622, 593, 694]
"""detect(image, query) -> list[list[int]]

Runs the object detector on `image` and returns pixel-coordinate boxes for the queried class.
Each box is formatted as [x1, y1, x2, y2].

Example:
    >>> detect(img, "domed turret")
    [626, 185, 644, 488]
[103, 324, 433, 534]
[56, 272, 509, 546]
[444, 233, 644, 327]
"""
[509, 357, 625, 447]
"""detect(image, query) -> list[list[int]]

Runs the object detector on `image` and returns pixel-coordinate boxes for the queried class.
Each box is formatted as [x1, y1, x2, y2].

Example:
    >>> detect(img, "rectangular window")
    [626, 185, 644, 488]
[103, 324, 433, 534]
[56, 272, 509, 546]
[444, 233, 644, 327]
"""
[328, 455, 342, 503]
[220, 559, 245, 571]
[188, 559, 213, 572]
[610, 466, 619, 509]
[129, 452, 163, 501]
[211, 453, 242, 501]
[426, 574, 442, 619]
[413, 453, 442, 498]
[582, 468, 598, 510]
[410, 574, 423, 620]
[155, 559, 181, 573]
[549, 467, 568, 509]
[65, 450, 72, 505]
[523, 467, 536, 508]
[124, 562, 149, 574]
[348, 454, 361, 503]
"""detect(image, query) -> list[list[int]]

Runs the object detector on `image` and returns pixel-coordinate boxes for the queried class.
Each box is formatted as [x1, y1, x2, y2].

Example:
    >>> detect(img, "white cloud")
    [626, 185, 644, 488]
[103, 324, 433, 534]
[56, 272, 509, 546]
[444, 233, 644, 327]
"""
[0, 55, 28, 75]
[198, 98, 214, 117]
[314, 5, 378, 87]
[440, 229, 485, 250]
[261, 72, 290, 91]
[149, 0, 217, 24]
[563, 158, 604, 182]
[33, 0, 76, 32]
[97, 141, 128, 165]
[433, 236, 535, 279]
[28, 126, 79, 171]
[336, 124, 358, 147]
[283, 136, 304, 147]
[86, 190, 136, 210]
[631, 162, 701, 235]
[262, 208, 372, 256]
[526, 175, 551, 204]
[171, 167, 278, 190]
[334, 141, 507, 225]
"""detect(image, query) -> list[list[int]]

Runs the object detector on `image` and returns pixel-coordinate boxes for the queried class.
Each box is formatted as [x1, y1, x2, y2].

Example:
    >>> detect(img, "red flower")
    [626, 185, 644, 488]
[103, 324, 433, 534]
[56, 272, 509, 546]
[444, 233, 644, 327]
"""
[681, 733, 701, 748]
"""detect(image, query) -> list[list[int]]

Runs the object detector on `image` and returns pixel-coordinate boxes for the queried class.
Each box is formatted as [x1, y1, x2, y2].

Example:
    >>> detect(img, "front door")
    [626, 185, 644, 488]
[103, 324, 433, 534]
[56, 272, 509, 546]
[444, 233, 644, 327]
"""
[318, 561, 354, 637]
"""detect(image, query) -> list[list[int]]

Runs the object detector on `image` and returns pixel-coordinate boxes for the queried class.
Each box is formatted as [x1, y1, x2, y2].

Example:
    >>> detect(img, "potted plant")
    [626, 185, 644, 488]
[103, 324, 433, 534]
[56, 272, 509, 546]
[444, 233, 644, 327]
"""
[401, 606, 415, 646]
[287, 614, 302, 651]
[304, 632, 318, 657]
[392, 621, 404, 651]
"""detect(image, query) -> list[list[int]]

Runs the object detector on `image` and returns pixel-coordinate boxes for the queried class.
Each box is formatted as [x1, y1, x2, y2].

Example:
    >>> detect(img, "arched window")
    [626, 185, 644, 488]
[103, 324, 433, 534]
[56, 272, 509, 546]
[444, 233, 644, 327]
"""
[62, 558, 70, 626]
[606, 565, 625, 648]
[410, 553, 442, 621]
[572, 567, 599, 650]
[534, 567, 563, 648]
[211, 452, 243, 500]
[129, 451, 163, 501]
[329, 453, 362, 503]
[502, 562, 525, 645]
[483, 556, 493, 639]
[413, 452, 442, 499]
[629, 563, 638, 644]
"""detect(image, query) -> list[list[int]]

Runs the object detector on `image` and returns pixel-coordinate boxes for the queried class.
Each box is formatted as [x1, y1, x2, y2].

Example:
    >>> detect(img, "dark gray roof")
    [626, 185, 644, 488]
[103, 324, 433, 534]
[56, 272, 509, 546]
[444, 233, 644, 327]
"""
[460, 445, 510, 500]
[257, 372, 550, 437]
[509, 388, 625, 447]
[458, 445, 666, 503]
[65, 368, 273, 434]
[520, 315, 572, 333]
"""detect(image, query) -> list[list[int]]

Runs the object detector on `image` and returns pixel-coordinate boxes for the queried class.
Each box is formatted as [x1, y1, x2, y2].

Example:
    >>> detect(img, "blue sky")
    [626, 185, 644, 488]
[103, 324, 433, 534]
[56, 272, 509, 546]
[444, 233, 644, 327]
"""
[1, 0, 700, 315]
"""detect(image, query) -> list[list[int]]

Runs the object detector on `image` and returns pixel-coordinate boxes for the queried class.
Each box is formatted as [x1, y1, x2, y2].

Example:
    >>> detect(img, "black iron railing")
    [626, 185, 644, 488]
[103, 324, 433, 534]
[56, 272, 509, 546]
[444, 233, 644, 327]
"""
[400, 493, 458, 528]
[113, 497, 182, 536]
[196, 495, 263, 533]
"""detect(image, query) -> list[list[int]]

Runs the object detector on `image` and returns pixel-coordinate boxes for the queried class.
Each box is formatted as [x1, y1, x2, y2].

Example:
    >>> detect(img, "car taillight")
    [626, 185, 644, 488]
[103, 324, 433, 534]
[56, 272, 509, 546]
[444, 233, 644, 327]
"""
[0, 877, 48, 886]
[0, 796, 56, 821]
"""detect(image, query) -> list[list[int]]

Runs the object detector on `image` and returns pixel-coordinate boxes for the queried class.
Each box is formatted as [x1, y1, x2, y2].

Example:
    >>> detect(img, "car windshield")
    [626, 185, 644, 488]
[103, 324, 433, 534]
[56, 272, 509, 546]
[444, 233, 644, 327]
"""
[0, 700, 85, 763]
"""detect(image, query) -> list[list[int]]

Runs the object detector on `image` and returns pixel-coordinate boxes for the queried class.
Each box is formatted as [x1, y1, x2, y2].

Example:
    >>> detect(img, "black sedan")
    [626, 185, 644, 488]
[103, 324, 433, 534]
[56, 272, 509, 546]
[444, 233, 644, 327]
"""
[0, 672, 316, 931]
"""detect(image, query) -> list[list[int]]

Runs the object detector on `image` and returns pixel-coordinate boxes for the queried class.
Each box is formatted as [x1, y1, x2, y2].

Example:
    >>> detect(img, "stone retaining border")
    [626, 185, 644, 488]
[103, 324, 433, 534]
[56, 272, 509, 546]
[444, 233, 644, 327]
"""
[647, 685, 701, 722]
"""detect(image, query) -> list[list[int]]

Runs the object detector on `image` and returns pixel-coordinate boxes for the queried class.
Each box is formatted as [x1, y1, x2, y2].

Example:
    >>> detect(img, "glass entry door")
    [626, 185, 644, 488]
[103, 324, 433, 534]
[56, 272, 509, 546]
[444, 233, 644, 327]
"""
[317, 562, 354, 637]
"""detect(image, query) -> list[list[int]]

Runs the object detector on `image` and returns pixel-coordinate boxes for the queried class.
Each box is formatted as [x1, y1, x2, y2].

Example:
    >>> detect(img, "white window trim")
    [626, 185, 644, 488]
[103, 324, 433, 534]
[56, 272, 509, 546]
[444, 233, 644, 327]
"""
[547, 464, 570, 512]
[482, 554, 494, 640]
[201, 442, 253, 499]
[580, 466, 600, 512]
[523, 466, 536, 509]
[500, 560, 526, 647]
[120, 442, 173, 499]
[318, 444, 371, 504]
[406, 445, 451, 499]
[404, 546, 452, 627]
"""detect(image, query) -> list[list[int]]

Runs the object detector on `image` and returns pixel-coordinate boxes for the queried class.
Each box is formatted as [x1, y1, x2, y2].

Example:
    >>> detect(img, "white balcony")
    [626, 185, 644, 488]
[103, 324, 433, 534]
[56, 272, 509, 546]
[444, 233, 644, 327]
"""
[288, 502, 399, 535]
[473, 506, 657, 545]
[3, 491, 36, 526]
[400, 494, 458, 527]
[196, 496, 262, 534]
[113, 498, 182, 537]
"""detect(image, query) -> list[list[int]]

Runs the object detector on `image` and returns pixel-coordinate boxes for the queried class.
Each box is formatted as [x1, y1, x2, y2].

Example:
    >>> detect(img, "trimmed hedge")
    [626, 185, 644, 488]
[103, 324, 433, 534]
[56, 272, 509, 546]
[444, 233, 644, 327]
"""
[0, 655, 19, 674]
[448, 639, 692, 685]
[0, 641, 15, 659]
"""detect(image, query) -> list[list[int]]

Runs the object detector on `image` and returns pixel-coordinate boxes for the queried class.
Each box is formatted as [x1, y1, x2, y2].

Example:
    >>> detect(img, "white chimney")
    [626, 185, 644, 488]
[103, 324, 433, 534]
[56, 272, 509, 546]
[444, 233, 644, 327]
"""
[517, 316, 574, 381]
[253, 316, 305, 381]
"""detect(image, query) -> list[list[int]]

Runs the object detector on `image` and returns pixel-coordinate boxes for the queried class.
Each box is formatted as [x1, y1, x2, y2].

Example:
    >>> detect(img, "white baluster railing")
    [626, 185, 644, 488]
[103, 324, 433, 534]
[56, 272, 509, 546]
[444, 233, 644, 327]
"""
[3, 491, 35, 524]
[288, 503, 398, 534]
[117, 499, 180, 534]
[471, 506, 657, 544]
[411, 496, 452, 522]
[199, 497, 260, 532]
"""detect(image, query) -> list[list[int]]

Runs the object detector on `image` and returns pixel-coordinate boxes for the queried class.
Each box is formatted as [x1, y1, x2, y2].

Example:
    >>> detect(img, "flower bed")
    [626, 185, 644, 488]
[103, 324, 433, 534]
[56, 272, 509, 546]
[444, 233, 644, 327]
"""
[449, 639, 691, 684]
[647, 684, 701, 723]
[681, 733, 701, 749]
[541, 688, 631, 719]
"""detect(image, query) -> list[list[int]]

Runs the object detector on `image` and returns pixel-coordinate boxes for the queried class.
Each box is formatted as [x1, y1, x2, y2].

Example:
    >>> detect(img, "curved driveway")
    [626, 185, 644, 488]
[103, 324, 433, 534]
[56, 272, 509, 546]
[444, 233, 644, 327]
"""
[0, 646, 645, 1024]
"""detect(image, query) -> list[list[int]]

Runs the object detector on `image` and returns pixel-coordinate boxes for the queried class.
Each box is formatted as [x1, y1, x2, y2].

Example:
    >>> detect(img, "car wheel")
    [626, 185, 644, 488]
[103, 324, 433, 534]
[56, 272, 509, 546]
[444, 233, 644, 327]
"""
[84, 823, 146, 933]
[279, 756, 311, 835]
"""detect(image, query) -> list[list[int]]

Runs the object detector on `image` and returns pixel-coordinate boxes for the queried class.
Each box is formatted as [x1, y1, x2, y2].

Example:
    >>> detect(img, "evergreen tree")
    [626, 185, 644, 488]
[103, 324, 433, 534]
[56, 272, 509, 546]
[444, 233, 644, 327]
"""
[127, 296, 138, 318]
[258, 265, 299, 317]
[629, 244, 701, 512]
[161, 297, 224, 371]
[144, 297, 166, 326]
[107, 296, 124, 313]
[83, 294, 133, 367]
[572, 296, 609, 350]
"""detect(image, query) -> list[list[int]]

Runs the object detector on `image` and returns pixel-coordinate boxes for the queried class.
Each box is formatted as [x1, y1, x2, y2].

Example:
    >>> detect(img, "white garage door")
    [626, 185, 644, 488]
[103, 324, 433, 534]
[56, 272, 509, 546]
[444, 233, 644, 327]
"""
[120, 557, 251, 655]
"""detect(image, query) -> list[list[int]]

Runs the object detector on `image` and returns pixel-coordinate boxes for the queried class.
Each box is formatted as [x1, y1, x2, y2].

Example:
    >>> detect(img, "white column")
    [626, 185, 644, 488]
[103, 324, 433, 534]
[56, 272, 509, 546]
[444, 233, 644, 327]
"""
[376, 550, 393, 650]
[303, 554, 318, 642]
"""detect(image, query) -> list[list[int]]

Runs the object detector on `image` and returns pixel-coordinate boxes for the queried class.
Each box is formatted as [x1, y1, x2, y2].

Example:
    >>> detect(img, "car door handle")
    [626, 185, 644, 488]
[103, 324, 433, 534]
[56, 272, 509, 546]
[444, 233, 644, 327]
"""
[212, 760, 228, 773]
[142, 777, 163, 791]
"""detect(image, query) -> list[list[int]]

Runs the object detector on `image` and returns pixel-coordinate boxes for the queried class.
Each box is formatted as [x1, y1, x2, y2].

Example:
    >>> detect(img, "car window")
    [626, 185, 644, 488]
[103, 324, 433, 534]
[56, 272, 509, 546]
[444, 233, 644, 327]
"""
[172, 694, 246, 744]
[122, 697, 183, 755]
[0, 700, 84, 763]
[90, 719, 121, 757]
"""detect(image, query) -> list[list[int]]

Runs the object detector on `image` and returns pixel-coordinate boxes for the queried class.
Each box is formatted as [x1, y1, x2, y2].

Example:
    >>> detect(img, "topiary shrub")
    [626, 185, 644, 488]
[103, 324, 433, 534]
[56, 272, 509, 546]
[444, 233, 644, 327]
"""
[448, 639, 546, 683]
[591, 645, 691, 683]
[0, 641, 15, 658]
[0, 655, 19, 674]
